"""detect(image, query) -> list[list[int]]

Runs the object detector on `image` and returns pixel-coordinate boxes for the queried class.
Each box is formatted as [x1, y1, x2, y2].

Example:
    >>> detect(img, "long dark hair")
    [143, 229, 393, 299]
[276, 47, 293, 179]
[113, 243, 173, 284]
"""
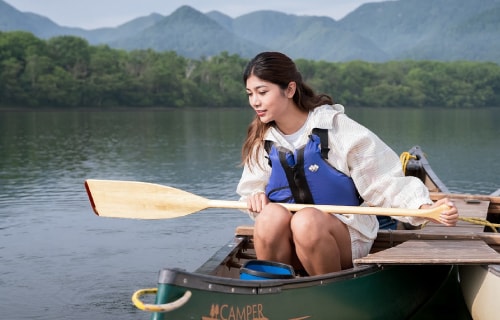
[241, 52, 333, 167]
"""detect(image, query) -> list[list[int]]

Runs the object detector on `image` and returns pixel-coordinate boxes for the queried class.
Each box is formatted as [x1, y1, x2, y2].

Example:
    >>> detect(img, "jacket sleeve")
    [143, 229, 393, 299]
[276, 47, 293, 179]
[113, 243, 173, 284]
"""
[330, 113, 433, 226]
[236, 146, 272, 219]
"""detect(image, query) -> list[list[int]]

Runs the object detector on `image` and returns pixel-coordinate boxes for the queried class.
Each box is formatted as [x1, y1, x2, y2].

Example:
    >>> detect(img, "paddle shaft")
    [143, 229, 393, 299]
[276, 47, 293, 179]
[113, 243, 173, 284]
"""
[207, 199, 448, 220]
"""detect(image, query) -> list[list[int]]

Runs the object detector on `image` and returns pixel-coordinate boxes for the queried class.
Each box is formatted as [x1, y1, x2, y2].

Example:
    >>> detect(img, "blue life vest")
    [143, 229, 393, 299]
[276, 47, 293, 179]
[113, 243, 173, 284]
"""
[264, 128, 362, 206]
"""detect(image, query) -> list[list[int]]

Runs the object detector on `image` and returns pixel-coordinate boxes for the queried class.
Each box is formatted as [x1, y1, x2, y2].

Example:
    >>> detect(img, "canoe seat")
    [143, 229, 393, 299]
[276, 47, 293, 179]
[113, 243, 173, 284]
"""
[235, 225, 254, 237]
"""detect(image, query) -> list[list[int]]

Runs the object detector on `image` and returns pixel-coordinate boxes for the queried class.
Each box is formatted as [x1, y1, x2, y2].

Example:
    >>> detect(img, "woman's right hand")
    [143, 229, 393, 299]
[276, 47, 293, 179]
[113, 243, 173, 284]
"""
[247, 191, 269, 215]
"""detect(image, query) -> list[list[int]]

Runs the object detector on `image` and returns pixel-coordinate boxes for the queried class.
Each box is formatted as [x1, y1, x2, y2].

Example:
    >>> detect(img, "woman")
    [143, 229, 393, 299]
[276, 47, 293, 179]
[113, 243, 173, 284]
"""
[236, 52, 458, 276]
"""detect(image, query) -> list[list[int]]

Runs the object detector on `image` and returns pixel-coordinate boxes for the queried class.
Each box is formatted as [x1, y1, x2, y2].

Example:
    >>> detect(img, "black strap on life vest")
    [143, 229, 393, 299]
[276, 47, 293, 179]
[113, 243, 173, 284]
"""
[278, 146, 314, 204]
[311, 128, 329, 159]
[264, 140, 273, 167]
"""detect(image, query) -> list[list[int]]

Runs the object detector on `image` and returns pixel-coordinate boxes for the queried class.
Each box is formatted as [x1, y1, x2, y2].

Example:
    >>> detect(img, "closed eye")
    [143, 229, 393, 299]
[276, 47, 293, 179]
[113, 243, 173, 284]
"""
[246, 90, 267, 97]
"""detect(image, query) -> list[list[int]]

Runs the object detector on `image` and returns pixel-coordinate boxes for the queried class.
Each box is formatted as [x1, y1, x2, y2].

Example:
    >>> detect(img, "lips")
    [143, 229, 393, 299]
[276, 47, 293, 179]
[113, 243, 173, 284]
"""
[256, 110, 266, 117]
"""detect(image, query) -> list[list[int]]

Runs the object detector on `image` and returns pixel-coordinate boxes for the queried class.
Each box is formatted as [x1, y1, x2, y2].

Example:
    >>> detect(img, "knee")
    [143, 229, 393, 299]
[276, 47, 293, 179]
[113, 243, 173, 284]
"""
[291, 208, 321, 229]
[254, 203, 292, 235]
[290, 208, 323, 243]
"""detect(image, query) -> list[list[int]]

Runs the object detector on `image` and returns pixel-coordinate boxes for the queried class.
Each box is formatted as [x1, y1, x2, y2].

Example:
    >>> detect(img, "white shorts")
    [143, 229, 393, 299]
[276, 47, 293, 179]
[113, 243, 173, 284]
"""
[347, 225, 375, 261]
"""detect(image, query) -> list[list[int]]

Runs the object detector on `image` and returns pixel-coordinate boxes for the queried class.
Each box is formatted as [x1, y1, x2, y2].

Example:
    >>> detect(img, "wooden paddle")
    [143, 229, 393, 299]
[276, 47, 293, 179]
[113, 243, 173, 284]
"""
[84, 179, 450, 220]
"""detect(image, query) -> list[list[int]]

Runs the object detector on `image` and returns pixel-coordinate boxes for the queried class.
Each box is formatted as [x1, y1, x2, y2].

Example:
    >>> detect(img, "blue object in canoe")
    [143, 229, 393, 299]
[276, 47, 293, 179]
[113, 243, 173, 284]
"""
[239, 260, 295, 280]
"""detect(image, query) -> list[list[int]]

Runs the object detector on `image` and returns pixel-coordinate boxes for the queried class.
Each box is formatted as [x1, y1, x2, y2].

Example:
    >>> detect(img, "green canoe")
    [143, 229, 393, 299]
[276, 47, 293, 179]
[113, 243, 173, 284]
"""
[141, 240, 467, 319]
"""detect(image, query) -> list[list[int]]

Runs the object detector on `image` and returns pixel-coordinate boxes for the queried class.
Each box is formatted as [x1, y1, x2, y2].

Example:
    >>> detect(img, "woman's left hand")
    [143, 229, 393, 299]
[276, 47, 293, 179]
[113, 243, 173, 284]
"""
[421, 198, 458, 226]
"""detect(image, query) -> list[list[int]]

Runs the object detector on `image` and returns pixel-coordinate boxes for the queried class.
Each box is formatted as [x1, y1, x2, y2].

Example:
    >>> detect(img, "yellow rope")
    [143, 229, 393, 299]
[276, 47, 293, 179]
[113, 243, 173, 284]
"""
[459, 217, 499, 233]
[132, 288, 192, 312]
[400, 152, 417, 175]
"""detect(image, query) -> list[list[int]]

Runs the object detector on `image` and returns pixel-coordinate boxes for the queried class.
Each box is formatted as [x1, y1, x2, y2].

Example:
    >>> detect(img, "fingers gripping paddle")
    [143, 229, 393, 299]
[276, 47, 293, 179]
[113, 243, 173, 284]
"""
[84, 179, 449, 220]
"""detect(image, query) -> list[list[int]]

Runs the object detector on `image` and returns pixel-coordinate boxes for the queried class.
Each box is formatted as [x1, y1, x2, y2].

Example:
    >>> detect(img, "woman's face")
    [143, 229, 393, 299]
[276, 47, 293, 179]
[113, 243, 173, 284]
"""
[245, 74, 295, 124]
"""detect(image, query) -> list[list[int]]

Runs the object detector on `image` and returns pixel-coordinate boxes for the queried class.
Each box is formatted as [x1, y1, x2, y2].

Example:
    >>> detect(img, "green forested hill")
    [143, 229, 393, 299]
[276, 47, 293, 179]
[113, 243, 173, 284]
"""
[1, 30, 499, 109]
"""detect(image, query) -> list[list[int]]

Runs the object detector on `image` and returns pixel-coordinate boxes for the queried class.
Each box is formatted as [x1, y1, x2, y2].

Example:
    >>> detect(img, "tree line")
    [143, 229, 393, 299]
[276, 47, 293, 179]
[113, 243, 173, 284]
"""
[1, 31, 499, 109]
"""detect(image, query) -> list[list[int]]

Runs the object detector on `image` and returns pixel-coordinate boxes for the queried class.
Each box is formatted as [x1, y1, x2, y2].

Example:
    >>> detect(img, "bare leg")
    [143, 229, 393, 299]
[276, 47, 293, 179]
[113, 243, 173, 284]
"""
[291, 208, 352, 275]
[253, 203, 295, 265]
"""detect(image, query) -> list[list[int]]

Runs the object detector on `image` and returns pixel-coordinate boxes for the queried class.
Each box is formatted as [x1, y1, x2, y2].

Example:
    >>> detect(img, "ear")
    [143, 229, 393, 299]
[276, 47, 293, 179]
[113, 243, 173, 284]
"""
[286, 82, 296, 98]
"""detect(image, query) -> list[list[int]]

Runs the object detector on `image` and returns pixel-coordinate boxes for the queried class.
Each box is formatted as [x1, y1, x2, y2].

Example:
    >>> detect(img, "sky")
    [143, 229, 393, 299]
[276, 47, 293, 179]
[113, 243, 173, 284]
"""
[4, 0, 389, 30]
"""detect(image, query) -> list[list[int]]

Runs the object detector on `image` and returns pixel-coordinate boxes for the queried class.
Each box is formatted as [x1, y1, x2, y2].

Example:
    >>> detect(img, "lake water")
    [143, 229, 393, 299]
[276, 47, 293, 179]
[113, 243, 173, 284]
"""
[1, 107, 499, 320]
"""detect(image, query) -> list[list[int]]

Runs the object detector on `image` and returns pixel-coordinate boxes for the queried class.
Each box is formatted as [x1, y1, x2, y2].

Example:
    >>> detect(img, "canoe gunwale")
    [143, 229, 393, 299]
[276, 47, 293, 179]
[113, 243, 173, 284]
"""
[408, 146, 450, 193]
[194, 236, 248, 275]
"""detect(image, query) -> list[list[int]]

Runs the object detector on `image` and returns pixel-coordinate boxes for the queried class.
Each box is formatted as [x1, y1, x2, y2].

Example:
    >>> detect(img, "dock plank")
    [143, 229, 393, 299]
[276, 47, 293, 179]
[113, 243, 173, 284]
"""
[355, 239, 500, 265]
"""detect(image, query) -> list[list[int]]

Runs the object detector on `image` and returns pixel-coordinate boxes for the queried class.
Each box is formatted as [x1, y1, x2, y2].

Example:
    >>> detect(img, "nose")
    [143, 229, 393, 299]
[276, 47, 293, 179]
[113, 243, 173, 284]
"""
[250, 94, 260, 108]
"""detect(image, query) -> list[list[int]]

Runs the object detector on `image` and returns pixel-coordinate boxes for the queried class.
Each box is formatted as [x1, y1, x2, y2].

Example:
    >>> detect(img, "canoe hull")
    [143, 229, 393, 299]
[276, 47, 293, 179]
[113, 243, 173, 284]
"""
[460, 264, 500, 320]
[150, 263, 462, 320]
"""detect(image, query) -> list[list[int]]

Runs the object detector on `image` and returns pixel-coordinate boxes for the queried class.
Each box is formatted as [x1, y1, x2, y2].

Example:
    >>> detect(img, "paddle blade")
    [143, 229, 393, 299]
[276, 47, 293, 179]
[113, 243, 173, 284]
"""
[85, 179, 210, 219]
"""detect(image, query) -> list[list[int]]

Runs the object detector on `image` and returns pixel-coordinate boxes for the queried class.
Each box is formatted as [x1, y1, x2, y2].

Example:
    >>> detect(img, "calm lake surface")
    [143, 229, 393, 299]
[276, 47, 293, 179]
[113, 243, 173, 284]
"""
[1, 107, 499, 320]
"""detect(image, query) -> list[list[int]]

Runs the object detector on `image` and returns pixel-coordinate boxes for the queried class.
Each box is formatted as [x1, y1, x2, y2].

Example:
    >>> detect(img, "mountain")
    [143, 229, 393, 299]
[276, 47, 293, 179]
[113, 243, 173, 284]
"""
[206, 10, 234, 31]
[0, 0, 80, 38]
[1, 0, 499, 63]
[338, 0, 500, 61]
[230, 11, 389, 61]
[109, 6, 266, 58]
[84, 13, 165, 44]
